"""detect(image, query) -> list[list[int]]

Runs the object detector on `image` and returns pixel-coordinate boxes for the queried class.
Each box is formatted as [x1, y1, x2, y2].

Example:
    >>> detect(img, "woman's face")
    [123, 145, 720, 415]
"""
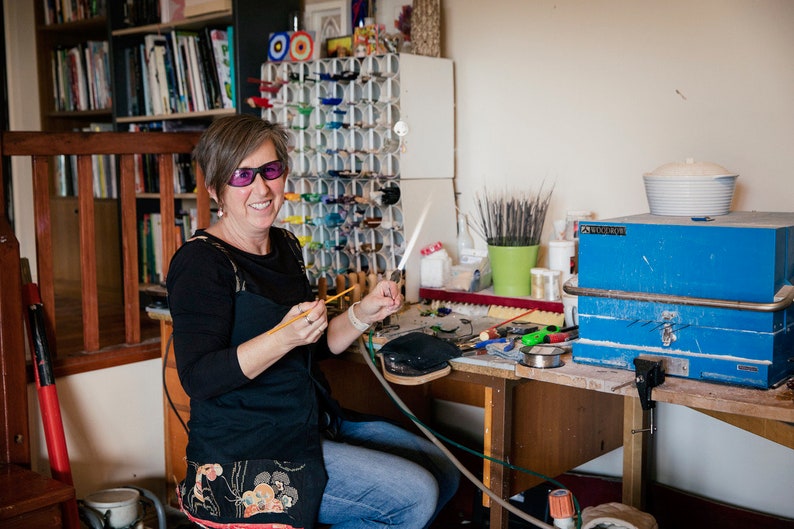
[215, 139, 287, 237]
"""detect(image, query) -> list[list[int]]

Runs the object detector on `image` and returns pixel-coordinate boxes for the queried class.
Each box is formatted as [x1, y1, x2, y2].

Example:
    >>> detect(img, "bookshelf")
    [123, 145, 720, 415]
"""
[104, 0, 299, 291]
[34, 3, 112, 133]
[107, 0, 300, 125]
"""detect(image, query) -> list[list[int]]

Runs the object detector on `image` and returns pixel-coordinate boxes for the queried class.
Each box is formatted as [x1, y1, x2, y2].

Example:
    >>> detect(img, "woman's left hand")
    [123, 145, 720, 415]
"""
[355, 280, 403, 326]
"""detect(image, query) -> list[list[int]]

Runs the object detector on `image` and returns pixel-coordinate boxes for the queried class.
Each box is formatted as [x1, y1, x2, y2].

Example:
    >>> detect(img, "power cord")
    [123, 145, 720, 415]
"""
[364, 330, 582, 529]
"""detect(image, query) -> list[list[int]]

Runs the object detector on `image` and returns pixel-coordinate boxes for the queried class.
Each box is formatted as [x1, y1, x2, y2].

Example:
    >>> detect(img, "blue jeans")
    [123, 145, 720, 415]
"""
[318, 419, 460, 529]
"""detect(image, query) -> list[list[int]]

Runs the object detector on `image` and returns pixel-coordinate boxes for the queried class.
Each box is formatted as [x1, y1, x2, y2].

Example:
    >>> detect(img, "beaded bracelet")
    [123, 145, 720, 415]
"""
[347, 302, 371, 333]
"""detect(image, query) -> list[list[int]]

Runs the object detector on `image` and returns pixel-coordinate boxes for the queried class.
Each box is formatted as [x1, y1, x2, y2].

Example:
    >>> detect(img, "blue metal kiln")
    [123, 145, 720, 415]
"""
[570, 212, 794, 388]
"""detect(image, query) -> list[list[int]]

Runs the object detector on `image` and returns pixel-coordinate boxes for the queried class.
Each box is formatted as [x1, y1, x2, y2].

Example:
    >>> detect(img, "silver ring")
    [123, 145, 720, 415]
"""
[298, 304, 305, 314]
[304, 315, 314, 325]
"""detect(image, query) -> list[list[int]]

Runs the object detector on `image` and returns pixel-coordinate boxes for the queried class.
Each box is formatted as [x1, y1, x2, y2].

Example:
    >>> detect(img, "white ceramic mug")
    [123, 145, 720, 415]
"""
[562, 292, 578, 327]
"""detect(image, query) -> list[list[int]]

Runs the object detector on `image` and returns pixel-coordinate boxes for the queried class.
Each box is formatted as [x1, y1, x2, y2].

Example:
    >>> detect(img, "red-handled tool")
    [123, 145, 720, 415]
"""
[543, 326, 579, 344]
[21, 259, 80, 529]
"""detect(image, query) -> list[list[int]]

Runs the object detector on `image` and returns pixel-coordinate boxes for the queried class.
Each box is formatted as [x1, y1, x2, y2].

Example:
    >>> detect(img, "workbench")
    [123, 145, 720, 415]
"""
[365, 302, 794, 529]
[153, 303, 794, 529]
[513, 353, 794, 511]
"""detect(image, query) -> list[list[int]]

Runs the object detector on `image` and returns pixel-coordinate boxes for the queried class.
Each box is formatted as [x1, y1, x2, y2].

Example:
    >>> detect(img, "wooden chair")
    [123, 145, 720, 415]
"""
[0, 214, 76, 528]
[0, 130, 204, 527]
[0, 131, 206, 374]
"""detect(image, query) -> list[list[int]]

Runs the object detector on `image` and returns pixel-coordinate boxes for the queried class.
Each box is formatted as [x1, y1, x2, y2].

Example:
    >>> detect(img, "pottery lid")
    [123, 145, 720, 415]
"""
[644, 157, 737, 178]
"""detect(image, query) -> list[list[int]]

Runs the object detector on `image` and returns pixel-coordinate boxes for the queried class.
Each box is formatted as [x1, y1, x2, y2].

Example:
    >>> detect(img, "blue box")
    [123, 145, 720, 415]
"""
[572, 212, 794, 388]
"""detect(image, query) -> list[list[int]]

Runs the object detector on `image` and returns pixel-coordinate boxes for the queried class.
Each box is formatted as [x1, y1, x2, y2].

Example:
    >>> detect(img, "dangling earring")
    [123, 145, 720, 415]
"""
[217, 205, 224, 218]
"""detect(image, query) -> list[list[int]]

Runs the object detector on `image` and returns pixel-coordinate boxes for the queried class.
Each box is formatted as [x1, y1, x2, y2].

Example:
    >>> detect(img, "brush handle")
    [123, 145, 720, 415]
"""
[485, 308, 536, 332]
[267, 286, 357, 335]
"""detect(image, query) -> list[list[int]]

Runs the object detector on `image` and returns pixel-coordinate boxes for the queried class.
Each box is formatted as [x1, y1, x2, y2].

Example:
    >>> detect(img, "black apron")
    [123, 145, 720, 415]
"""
[177, 235, 327, 529]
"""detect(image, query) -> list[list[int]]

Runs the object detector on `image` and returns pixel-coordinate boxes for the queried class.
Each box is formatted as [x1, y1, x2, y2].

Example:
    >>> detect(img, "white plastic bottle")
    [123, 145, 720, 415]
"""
[457, 214, 474, 262]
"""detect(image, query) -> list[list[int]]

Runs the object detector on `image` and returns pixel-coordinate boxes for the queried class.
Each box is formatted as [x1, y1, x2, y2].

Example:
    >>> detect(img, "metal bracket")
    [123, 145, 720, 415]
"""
[563, 283, 794, 313]
[631, 357, 666, 435]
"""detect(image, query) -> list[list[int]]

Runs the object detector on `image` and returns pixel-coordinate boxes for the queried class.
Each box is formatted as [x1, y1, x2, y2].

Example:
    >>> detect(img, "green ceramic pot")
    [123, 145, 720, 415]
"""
[487, 244, 540, 297]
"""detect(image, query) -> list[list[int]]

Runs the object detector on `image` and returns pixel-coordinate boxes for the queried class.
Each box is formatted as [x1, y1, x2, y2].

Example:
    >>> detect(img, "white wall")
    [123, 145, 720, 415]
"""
[446, 0, 794, 231]
[5, 0, 793, 520]
[27, 360, 167, 499]
[4, 0, 38, 275]
[443, 0, 794, 520]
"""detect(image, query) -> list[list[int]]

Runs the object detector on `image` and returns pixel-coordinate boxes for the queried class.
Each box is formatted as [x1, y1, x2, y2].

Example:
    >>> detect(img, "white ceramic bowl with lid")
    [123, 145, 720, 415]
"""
[643, 158, 738, 216]
[83, 488, 141, 528]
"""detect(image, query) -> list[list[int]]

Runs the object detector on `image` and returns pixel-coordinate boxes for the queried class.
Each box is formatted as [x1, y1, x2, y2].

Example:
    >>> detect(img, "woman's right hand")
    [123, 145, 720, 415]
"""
[239, 300, 328, 379]
[270, 299, 328, 348]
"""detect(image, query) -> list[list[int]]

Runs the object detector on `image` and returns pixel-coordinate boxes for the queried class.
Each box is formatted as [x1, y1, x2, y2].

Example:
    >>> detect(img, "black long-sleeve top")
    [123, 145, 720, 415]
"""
[166, 228, 329, 463]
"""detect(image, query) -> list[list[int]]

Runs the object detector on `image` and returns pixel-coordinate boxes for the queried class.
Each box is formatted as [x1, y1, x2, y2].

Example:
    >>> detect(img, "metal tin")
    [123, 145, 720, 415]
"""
[521, 345, 565, 368]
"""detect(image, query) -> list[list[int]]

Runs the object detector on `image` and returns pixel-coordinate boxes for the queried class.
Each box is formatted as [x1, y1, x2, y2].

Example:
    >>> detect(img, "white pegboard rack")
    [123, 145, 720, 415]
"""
[258, 53, 458, 301]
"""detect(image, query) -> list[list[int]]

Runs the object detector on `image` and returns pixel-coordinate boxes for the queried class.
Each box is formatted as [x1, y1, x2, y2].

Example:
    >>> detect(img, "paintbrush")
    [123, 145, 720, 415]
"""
[267, 285, 357, 335]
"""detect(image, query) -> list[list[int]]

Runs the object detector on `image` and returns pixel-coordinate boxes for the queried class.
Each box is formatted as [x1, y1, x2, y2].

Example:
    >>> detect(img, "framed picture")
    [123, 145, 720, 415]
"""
[305, 1, 352, 57]
[376, 0, 412, 37]
[326, 35, 354, 58]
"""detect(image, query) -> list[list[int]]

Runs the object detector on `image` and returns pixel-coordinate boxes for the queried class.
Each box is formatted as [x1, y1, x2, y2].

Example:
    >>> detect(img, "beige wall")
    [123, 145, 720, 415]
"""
[443, 1, 794, 518]
[446, 0, 794, 245]
[6, 0, 794, 518]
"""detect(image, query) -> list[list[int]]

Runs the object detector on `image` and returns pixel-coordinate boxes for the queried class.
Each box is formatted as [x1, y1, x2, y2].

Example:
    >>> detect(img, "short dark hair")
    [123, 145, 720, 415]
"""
[194, 114, 290, 197]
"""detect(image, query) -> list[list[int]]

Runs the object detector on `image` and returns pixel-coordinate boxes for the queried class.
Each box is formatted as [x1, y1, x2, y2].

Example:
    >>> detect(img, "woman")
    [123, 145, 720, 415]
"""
[166, 114, 459, 529]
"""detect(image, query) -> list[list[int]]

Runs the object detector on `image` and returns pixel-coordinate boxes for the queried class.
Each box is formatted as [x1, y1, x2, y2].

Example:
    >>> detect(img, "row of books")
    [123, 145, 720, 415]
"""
[122, 26, 234, 118]
[42, 0, 107, 25]
[139, 209, 199, 284]
[51, 40, 112, 112]
[122, 0, 166, 27]
[53, 121, 199, 198]
[54, 124, 117, 199]
[127, 122, 199, 195]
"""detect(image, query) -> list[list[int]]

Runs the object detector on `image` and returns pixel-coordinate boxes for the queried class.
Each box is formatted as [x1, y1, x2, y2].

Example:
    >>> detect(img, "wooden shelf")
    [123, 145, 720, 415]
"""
[116, 108, 235, 124]
[111, 10, 232, 36]
[0, 464, 75, 527]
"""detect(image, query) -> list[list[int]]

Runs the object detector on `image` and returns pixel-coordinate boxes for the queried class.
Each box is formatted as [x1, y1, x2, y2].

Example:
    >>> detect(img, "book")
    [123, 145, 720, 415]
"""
[152, 37, 173, 114]
[185, 33, 207, 112]
[88, 41, 111, 110]
[51, 47, 66, 111]
[151, 212, 163, 283]
[175, 32, 198, 112]
[54, 154, 70, 197]
[169, 31, 189, 113]
[139, 43, 153, 116]
[184, 0, 231, 18]
[83, 46, 96, 110]
[143, 35, 163, 115]
[90, 123, 117, 198]
[227, 25, 236, 109]
[209, 28, 233, 109]
[123, 48, 139, 116]
[197, 28, 221, 109]
[162, 37, 180, 113]
[67, 45, 89, 111]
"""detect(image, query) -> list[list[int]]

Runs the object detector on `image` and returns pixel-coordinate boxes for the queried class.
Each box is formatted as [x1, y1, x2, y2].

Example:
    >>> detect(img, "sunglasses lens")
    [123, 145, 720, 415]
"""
[230, 169, 255, 187]
[229, 161, 284, 186]
[263, 161, 284, 179]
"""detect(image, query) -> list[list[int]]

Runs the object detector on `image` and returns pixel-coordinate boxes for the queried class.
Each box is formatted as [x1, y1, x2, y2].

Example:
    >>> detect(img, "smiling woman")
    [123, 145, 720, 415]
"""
[166, 114, 457, 528]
